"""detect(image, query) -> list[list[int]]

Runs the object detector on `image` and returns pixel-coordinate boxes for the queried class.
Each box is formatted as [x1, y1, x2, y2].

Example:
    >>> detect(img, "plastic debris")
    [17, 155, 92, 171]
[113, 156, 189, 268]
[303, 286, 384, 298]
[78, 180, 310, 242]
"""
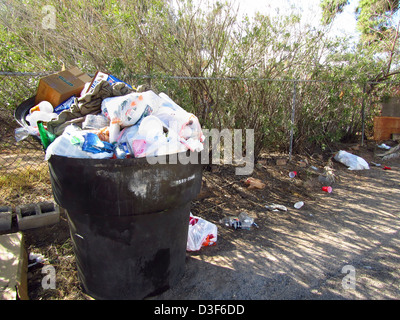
[187, 213, 217, 251]
[334, 150, 370, 170]
[322, 186, 333, 193]
[370, 162, 381, 167]
[244, 177, 266, 190]
[238, 212, 255, 230]
[294, 201, 304, 209]
[18, 71, 206, 162]
[28, 252, 47, 268]
[377, 143, 391, 150]
[265, 204, 288, 212]
[219, 212, 257, 230]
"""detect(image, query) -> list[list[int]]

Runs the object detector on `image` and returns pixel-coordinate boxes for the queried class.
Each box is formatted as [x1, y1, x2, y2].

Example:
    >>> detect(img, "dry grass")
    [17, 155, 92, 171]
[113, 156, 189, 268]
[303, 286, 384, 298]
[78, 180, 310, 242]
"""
[0, 163, 53, 207]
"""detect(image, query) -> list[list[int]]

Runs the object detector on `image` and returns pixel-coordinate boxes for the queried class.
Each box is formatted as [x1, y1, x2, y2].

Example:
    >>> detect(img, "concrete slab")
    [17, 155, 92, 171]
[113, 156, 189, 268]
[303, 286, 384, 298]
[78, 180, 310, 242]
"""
[0, 232, 29, 300]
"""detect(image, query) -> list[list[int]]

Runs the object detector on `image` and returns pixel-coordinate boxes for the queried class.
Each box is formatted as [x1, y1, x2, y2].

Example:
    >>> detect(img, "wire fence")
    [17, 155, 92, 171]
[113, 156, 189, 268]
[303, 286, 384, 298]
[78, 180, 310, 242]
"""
[0, 71, 398, 207]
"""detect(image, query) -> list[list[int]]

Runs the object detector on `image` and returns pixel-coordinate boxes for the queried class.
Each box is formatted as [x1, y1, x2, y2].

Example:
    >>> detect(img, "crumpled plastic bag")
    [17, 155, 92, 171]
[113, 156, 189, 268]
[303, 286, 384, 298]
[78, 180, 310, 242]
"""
[154, 93, 204, 152]
[117, 116, 187, 158]
[334, 150, 370, 170]
[45, 125, 113, 160]
[187, 214, 217, 251]
[101, 90, 161, 143]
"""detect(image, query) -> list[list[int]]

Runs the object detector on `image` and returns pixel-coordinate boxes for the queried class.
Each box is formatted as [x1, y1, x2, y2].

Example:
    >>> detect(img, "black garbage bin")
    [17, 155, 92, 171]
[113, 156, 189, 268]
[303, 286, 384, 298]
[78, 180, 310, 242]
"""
[48, 153, 202, 300]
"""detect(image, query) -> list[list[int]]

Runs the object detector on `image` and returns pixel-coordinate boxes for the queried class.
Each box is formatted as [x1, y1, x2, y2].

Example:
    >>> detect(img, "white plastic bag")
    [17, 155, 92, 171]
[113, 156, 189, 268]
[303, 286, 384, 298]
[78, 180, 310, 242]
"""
[334, 150, 370, 170]
[117, 115, 187, 158]
[101, 90, 161, 143]
[187, 214, 217, 251]
[45, 125, 113, 160]
[155, 93, 205, 152]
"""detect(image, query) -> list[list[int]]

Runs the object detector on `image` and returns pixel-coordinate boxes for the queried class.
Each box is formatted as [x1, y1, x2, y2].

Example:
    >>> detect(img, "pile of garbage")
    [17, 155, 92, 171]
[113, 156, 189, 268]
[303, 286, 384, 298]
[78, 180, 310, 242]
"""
[16, 68, 205, 160]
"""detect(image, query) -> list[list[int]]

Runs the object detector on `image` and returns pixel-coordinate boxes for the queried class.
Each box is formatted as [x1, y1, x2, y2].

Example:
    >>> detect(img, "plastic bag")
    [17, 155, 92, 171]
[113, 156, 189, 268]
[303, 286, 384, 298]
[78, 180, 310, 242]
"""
[187, 214, 217, 251]
[82, 114, 110, 130]
[14, 126, 38, 142]
[101, 90, 161, 143]
[45, 125, 114, 160]
[154, 93, 204, 152]
[334, 150, 370, 170]
[117, 115, 187, 158]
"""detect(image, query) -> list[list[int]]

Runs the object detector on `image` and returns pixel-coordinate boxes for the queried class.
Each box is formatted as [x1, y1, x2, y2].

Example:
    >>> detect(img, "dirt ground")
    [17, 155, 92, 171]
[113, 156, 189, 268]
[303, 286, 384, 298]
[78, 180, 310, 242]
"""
[20, 140, 400, 300]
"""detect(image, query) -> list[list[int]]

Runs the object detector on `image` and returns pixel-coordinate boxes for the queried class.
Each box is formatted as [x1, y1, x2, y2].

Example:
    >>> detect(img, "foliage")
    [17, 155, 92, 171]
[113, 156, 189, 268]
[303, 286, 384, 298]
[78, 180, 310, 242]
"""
[0, 0, 399, 156]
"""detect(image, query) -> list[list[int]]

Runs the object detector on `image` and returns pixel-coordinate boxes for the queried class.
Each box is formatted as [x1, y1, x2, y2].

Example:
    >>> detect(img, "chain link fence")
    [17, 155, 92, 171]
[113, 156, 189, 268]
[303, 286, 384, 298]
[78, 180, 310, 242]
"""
[0, 71, 398, 208]
[0, 73, 52, 207]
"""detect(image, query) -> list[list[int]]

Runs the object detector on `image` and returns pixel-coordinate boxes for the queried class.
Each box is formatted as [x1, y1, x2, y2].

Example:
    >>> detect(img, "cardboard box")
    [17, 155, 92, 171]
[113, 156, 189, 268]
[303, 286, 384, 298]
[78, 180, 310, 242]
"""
[35, 67, 92, 107]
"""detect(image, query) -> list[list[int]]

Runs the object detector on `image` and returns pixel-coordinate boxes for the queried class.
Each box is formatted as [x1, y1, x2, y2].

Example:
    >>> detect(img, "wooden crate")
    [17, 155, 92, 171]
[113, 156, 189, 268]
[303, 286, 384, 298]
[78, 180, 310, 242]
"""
[373, 116, 400, 141]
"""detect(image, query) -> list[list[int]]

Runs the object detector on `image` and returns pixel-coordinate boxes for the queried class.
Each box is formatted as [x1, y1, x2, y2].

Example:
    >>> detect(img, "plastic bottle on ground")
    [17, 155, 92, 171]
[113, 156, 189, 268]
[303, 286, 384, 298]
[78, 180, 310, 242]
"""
[238, 212, 254, 230]
[219, 216, 242, 230]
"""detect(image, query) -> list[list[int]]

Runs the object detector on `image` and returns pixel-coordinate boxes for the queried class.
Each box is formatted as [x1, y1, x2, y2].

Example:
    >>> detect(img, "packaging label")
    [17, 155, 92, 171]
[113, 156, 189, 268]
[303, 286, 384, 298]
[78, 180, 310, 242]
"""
[54, 95, 75, 114]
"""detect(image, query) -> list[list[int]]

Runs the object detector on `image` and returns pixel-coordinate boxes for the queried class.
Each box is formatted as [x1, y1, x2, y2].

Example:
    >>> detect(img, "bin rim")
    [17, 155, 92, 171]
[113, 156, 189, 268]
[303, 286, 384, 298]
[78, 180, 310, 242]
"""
[48, 150, 202, 166]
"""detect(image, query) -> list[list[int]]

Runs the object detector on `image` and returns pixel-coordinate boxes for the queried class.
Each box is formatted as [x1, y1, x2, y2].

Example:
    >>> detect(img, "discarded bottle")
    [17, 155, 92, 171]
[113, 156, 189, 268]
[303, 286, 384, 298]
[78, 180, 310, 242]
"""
[37, 121, 56, 150]
[30, 101, 54, 114]
[219, 216, 242, 230]
[238, 212, 254, 230]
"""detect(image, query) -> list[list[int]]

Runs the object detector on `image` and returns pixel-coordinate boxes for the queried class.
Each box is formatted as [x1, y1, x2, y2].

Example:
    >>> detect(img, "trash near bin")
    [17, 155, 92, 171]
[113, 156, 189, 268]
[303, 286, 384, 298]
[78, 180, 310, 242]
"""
[48, 153, 202, 300]
[15, 69, 206, 299]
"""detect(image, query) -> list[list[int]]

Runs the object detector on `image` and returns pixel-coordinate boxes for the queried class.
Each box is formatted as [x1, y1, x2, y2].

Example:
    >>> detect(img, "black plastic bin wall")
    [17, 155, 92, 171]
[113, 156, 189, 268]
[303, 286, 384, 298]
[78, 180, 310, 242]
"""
[48, 153, 202, 300]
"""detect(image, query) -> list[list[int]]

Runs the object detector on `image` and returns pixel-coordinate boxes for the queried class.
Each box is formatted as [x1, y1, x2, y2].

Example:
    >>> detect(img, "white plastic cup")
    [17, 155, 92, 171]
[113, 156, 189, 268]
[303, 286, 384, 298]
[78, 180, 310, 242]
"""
[294, 201, 304, 209]
[289, 171, 297, 178]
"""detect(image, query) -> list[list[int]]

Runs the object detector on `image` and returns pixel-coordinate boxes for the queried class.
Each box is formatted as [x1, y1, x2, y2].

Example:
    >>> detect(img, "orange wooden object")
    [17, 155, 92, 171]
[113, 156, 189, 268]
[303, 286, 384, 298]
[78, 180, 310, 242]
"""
[374, 116, 400, 141]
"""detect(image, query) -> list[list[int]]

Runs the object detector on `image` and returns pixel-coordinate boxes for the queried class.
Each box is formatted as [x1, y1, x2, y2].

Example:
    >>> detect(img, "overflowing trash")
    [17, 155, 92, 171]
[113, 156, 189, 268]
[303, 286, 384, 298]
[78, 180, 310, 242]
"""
[16, 68, 205, 160]
[187, 213, 217, 251]
[333, 150, 370, 171]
